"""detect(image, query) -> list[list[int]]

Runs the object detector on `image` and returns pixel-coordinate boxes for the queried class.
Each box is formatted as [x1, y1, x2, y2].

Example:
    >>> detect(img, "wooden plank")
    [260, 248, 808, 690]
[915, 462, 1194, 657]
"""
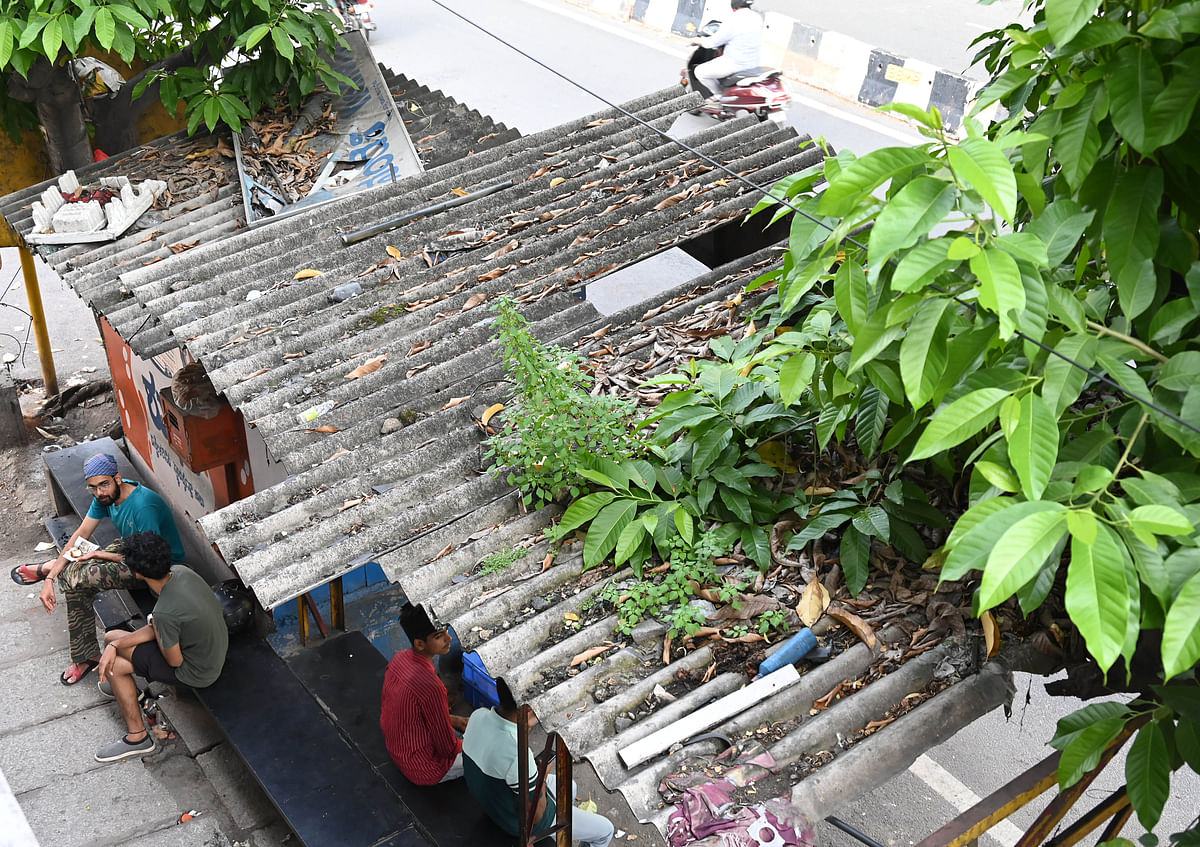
[619, 664, 800, 769]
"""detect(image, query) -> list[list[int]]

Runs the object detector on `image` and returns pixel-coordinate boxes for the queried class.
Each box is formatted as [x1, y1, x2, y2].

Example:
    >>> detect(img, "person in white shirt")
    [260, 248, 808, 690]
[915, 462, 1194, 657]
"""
[694, 0, 764, 101]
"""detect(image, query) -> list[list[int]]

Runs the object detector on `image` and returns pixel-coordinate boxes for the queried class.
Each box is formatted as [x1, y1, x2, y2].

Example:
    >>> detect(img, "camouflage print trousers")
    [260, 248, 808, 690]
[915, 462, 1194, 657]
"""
[58, 557, 139, 662]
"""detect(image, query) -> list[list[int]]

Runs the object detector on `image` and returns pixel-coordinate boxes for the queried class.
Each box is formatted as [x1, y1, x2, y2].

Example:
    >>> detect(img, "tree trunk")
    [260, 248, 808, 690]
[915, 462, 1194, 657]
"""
[7, 59, 93, 174]
[91, 96, 143, 158]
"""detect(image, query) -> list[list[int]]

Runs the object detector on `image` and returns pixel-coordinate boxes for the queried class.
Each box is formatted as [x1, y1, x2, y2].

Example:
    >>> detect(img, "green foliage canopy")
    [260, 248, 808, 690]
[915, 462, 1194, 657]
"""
[0, 0, 348, 139]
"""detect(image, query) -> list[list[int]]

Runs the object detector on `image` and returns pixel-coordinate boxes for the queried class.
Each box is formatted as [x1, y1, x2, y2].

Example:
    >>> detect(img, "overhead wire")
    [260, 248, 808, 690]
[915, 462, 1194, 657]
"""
[424, 0, 1200, 439]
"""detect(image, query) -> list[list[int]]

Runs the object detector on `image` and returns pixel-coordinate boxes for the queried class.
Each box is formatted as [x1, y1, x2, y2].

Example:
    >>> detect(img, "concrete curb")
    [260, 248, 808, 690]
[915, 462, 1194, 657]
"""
[553, 0, 995, 131]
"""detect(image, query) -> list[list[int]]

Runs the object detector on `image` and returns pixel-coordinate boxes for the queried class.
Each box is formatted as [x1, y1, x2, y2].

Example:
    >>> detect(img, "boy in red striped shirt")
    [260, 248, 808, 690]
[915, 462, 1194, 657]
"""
[380, 603, 471, 784]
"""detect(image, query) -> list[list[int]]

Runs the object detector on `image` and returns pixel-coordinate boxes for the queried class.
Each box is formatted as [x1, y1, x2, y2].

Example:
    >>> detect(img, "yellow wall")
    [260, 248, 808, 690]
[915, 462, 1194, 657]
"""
[0, 51, 188, 194]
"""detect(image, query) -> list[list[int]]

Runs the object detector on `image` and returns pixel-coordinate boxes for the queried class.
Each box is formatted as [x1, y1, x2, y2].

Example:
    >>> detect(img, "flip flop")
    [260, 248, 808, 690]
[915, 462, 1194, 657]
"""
[10, 563, 51, 586]
[60, 659, 100, 686]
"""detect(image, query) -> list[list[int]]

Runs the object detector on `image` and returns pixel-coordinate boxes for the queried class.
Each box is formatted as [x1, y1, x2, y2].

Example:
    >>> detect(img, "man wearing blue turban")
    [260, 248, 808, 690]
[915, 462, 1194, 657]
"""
[10, 452, 186, 685]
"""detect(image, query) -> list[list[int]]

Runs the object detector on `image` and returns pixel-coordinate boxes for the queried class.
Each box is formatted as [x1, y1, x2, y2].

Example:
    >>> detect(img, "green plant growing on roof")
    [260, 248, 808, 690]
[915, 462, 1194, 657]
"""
[483, 296, 644, 509]
[478, 546, 527, 575]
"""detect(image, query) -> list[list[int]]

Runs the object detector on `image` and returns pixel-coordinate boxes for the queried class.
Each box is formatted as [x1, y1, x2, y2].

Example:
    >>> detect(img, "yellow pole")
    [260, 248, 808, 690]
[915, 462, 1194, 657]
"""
[1, 217, 58, 397]
[19, 246, 58, 397]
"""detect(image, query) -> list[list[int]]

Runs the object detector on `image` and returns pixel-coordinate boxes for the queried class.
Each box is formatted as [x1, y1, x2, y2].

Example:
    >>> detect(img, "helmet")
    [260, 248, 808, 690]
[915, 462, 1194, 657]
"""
[731, 0, 755, 8]
[212, 580, 255, 634]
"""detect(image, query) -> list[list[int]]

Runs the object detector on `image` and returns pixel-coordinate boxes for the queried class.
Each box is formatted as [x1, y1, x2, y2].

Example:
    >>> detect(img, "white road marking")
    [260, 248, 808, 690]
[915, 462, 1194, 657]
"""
[787, 90, 926, 144]
[908, 754, 1024, 847]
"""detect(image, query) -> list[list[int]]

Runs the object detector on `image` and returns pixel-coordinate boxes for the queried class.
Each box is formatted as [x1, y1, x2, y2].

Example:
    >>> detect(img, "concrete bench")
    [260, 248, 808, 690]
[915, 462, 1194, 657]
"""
[287, 629, 545, 847]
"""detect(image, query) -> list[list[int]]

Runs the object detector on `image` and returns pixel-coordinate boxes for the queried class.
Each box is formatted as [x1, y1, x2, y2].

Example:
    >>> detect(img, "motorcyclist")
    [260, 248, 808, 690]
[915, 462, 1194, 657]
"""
[692, 0, 765, 101]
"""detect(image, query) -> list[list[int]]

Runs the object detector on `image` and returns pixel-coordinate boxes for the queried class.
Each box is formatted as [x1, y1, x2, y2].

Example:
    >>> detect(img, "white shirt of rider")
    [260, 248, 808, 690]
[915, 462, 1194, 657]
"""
[700, 8, 764, 71]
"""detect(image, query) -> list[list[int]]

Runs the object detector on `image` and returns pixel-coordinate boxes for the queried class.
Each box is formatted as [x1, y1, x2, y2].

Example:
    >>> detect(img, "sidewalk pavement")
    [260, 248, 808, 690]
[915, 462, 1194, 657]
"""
[0, 551, 289, 847]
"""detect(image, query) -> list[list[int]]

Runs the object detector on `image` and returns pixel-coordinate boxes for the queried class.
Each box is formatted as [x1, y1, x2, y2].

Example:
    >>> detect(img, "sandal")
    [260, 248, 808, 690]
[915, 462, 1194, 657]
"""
[60, 659, 100, 686]
[10, 563, 52, 585]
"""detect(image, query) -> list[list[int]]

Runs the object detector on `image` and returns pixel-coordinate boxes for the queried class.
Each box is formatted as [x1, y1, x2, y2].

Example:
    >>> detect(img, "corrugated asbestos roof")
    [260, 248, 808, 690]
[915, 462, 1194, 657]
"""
[1, 81, 1025, 833]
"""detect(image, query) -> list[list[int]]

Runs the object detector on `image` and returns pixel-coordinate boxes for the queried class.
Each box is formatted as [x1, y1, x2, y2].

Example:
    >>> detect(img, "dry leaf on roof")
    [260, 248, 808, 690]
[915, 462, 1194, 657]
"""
[982, 610, 1000, 658]
[168, 241, 199, 253]
[305, 425, 340, 433]
[406, 362, 432, 378]
[339, 497, 364, 512]
[586, 118, 615, 127]
[322, 446, 351, 464]
[797, 581, 830, 627]
[282, 352, 306, 360]
[386, 246, 403, 260]
[441, 396, 469, 411]
[570, 643, 616, 667]
[487, 240, 519, 258]
[345, 353, 387, 379]
[549, 177, 566, 188]
[432, 543, 455, 561]
[408, 339, 432, 357]
[185, 148, 216, 159]
[711, 594, 783, 621]
[654, 192, 689, 211]
[450, 188, 469, 197]
[827, 604, 877, 650]
[476, 267, 511, 283]
[569, 234, 592, 247]
[462, 292, 489, 310]
[141, 256, 164, 266]
[528, 165, 551, 180]
[294, 269, 323, 279]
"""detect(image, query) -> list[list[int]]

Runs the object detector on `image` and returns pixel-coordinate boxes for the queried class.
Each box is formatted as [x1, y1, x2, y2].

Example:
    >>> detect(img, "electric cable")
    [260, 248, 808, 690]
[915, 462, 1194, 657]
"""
[424, 0, 1200, 439]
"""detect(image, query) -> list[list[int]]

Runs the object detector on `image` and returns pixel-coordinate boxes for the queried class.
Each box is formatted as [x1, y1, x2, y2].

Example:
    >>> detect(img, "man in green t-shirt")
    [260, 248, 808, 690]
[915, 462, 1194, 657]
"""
[95, 531, 228, 763]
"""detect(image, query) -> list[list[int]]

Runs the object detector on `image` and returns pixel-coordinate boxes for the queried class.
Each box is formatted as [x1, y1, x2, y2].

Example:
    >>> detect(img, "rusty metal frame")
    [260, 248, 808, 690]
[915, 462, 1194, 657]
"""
[517, 705, 573, 847]
[329, 576, 345, 631]
[913, 717, 1146, 847]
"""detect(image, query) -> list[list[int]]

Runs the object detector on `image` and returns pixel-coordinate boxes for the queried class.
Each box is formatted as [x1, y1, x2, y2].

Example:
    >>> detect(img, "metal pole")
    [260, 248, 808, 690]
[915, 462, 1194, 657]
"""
[1, 218, 59, 397]
[339, 180, 514, 245]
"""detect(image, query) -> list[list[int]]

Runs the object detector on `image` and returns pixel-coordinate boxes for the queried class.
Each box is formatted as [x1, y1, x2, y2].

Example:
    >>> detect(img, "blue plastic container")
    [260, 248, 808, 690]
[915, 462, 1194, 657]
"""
[462, 651, 500, 709]
[757, 627, 818, 677]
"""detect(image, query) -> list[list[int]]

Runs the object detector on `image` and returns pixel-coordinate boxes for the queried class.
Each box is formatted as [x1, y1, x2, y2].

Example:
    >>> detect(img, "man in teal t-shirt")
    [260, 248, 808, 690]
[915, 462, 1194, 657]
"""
[13, 452, 187, 686]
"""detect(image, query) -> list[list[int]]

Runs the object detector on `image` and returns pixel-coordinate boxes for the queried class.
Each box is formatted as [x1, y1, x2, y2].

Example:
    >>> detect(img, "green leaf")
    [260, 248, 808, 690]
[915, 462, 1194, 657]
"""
[942, 499, 1059, 580]
[947, 236, 980, 261]
[1059, 718, 1127, 788]
[244, 23, 271, 49]
[1029, 200, 1094, 268]
[855, 384, 888, 458]
[1129, 505, 1194, 536]
[840, 524, 871, 595]
[978, 505, 1068, 610]
[1105, 167, 1163, 321]
[1125, 722, 1170, 832]
[853, 505, 891, 541]
[995, 233, 1049, 267]
[1007, 392, 1058, 500]
[947, 136, 1017, 223]
[18, 17, 47, 49]
[833, 261, 869, 336]
[1042, 335, 1096, 416]
[1177, 719, 1200, 773]
[970, 247, 1025, 339]
[789, 510, 853, 548]
[1046, 0, 1103, 45]
[817, 147, 930, 217]
[41, 18, 62, 59]
[1145, 48, 1200, 150]
[847, 310, 903, 375]
[1054, 84, 1106, 190]
[899, 299, 951, 408]
[1051, 702, 1133, 750]
[0, 21, 12, 69]
[909, 387, 1009, 462]
[1108, 44, 1165, 154]
[779, 353, 815, 406]
[741, 524, 771, 574]
[1066, 524, 1133, 672]
[271, 27, 295, 61]
[691, 423, 733, 475]
[1163, 570, 1200, 680]
[868, 177, 957, 266]
[555, 492, 616, 536]
[107, 3, 150, 28]
[720, 487, 753, 523]
[891, 238, 957, 293]
[1065, 508, 1098, 543]
[583, 499, 637, 568]
[94, 8, 115, 50]
[613, 520, 646, 566]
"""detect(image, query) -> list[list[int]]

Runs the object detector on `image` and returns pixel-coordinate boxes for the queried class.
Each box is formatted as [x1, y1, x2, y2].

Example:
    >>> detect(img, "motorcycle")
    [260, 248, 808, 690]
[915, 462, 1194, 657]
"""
[338, 0, 377, 39]
[681, 21, 789, 123]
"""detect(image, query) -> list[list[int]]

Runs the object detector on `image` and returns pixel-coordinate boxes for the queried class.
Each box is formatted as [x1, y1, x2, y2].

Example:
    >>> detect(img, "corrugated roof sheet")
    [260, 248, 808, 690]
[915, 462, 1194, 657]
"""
[0, 80, 1021, 834]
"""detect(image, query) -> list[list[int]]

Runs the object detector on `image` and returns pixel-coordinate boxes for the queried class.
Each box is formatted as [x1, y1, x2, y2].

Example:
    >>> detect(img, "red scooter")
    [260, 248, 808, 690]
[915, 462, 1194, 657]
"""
[681, 21, 789, 122]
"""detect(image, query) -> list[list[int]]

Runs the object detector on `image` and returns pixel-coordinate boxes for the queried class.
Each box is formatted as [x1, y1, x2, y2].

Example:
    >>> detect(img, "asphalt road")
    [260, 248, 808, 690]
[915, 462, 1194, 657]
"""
[367, 1, 1200, 843]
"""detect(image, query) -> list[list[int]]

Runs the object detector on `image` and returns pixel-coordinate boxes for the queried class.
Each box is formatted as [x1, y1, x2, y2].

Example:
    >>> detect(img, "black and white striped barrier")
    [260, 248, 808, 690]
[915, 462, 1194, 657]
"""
[557, 0, 997, 132]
